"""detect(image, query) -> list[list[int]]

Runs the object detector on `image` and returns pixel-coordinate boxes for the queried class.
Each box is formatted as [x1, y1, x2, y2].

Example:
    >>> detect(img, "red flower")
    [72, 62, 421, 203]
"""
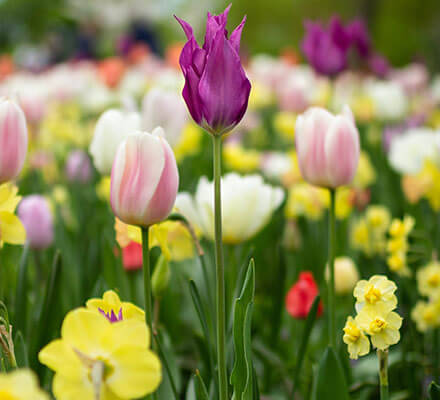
[286, 271, 323, 319]
[122, 241, 143, 271]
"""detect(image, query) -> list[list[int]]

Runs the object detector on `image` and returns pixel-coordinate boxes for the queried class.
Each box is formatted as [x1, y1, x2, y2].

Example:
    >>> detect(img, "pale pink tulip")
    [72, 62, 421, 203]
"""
[295, 105, 360, 188]
[0, 98, 28, 183]
[110, 128, 179, 227]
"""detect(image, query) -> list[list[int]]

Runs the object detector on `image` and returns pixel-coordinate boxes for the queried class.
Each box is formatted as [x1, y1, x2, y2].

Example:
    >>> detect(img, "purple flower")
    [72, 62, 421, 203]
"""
[368, 53, 390, 78]
[347, 19, 371, 58]
[99, 307, 123, 323]
[302, 20, 348, 76]
[65, 149, 92, 184]
[175, 5, 251, 136]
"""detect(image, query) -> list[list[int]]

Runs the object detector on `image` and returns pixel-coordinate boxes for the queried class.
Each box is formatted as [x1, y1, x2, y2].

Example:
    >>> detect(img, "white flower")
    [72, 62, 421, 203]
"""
[388, 128, 440, 175]
[175, 173, 284, 243]
[365, 80, 408, 121]
[260, 152, 292, 180]
[89, 108, 141, 175]
[142, 87, 188, 146]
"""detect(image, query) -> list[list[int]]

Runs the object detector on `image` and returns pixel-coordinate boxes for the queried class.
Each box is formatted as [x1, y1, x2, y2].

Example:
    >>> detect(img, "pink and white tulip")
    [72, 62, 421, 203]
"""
[295, 105, 360, 188]
[110, 128, 179, 227]
[0, 98, 28, 184]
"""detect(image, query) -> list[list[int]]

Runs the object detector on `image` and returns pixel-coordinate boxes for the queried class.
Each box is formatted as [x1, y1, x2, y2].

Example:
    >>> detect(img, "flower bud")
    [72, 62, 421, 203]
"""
[65, 149, 92, 183]
[325, 256, 360, 295]
[285, 271, 323, 319]
[0, 98, 28, 183]
[89, 108, 141, 175]
[295, 105, 360, 188]
[152, 254, 171, 298]
[18, 195, 53, 249]
[110, 128, 179, 227]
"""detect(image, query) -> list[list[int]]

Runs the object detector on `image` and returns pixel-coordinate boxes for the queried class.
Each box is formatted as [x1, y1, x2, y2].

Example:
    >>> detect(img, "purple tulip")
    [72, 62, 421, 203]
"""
[65, 149, 92, 184]
[346, 19, 371, 58]
[18, 195, 54, 250]
[175, 5, 251, 136]
[302, 20, 348, 76]
[368, 53, 390, 78]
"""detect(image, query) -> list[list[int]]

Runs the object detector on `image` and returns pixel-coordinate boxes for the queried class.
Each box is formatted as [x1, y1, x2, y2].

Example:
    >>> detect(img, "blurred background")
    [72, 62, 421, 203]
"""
[1, 0, 440, 70]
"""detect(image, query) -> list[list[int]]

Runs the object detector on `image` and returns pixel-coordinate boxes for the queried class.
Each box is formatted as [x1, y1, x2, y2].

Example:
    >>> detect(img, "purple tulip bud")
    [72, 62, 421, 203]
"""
[65, 150, 92, 184]
[175, 5, 251, 136]
[302, 20, 348, 76]
[346, 19, 371, 58]
[368, 53, 390, 78]
[18, 195, 54, 250]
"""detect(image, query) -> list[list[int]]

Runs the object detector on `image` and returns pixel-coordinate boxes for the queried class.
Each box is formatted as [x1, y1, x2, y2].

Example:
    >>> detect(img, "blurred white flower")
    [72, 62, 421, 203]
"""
[365, 80, 408, 121]
[388, 128, 440, 174]
[325, 257, 360, 295]
[142, 87, 188, 146]
[260, 152, 292, 181]
[89, 108, 141, 175]
[175, 173, 284, 243]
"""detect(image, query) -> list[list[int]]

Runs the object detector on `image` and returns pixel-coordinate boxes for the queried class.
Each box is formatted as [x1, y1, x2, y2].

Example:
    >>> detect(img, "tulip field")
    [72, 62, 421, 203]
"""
[2, 2, 440, 400]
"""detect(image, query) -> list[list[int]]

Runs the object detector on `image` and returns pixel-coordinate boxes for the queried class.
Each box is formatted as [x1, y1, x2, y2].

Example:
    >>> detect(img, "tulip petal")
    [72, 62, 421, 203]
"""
[229, 15, 247, 54]
[182, 67, 203, 124]
[203, 5, 231, 51]
[198, 28, 251, 134]
[174, 16, 195, 41]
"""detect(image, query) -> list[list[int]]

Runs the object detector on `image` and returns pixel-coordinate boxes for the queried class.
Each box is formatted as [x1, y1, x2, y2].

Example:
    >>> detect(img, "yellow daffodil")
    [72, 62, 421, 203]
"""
[417, 261, 440, 298]
[386, 215, 414, 277]
[223, 143, 261, 173]
[39, 308, 161, 400]
[86, 290, 144, 323]
[273, 111, 296, 142]
[173, 123, 202, 162]
[353, 275, 397, 313]
[335, 187, 354, 220]
[0, 369, 48, 400]
[96, 177, 111, 202]
[0, 183, 26, 247]
[387, 252, 411, 277]
[248, 82, 274, 109]
[352, 151, 376, 189]
[115, 218, 194, 262]
[415, 160, 440, 211]
[285, 183, 328, 220]
[366, 206, 391, 232]
[356, 307, 402, 350]
[342, 316, 370, 359]
[411, 300, 440, 332]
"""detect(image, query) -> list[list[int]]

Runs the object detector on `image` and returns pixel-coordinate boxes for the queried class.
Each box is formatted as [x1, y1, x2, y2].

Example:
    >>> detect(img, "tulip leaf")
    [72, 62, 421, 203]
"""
[14, 244, 30, 336]
[13, 331, 29, 368]
[429, 382, 440, 399]
[231, 259, 255, 400]
[194, 370, 209, 400]
[312, 346, 350, 400]
[291, 295, 321, 395]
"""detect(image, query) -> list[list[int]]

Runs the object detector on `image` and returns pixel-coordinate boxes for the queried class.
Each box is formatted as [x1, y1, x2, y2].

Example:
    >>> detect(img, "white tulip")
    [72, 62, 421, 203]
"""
[388, 128, 440, 175]
[89, 108, 141, 175]
[142, 87, 188, 146]
[175, 173, 284, 243]
[365, 80, 408, 121]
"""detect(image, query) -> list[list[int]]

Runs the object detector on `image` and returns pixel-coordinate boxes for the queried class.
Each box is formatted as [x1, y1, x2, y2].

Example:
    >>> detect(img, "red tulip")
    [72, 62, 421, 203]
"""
[122, 241, 143, 271]
[286, 271, 323, 319]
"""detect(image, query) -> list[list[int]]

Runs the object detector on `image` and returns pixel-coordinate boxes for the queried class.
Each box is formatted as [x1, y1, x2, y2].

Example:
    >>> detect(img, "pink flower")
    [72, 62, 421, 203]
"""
[65, 149, 92, 183]
[110, 128, 179, 227]
[0, 98, 28, 183]
[295, 105, 360, 188]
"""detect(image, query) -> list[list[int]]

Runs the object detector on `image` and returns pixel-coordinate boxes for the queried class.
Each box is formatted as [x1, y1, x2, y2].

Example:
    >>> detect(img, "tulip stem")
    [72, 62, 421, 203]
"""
[328, 188, 336, 348]
[141, 226, 157, 400]
[378, 349, 389, 400]
[213, 134, 228, 400]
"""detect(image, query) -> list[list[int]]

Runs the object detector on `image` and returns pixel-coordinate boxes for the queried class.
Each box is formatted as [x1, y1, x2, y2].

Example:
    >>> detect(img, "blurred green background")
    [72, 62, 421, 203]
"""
[1, 0, 440, 70]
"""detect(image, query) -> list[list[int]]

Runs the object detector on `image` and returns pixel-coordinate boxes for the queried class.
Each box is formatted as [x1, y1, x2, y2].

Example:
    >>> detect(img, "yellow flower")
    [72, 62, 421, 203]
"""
[223, 143, 261, 173]
[0, 183, 26, 247]
[248, 82, 274, 109]
[387, 252, 411, 277]
[173, 123, 202, 162]
[285, 183, 328, 220]
[389, 215, 415, 238]
[273, 111, 296, 142]
[417, 261, 440, 298]
[0, 369, 48, 400]
[356, 307, 402, 350]
[353, 275, 397, 313]
[414, 160, 440, 211]
[86, 290, 144, 323]
[411, 300, 440, 332]
[39, 308, 161, 400]
[326, 257, 360, 295]
[115, 218, 194, 262]
[386, 215, 414, 277]
[335, 187, 354, 220]
[342, 316, 370, 359]
[352, 151, 376, 189]
[366, 206, 391, 233]
[96, 177, 111, 202]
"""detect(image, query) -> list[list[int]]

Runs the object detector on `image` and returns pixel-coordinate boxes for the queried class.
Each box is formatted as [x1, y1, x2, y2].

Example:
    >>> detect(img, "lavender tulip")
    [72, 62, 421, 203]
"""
[175, 5, 251, 136]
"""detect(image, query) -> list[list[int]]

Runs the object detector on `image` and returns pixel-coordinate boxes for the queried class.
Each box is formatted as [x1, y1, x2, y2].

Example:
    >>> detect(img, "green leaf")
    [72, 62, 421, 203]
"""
[230, 259, 255, 400]
[312, 347, 350, 400]
[429, 381, 440, 399]
[291, 295, 321, 395]
[13, 331, 29, 368]
[14, 244, 30, 336]
[194, 370, 209, 400]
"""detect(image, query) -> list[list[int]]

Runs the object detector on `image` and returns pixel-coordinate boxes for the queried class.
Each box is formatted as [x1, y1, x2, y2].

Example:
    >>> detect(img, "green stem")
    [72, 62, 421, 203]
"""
[328, 189, 336, 348]
[434, 329, 439, 382]
[378, 349, 389, 400]
[213, 135, 228, 400]
[141, 227, 156, 400]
